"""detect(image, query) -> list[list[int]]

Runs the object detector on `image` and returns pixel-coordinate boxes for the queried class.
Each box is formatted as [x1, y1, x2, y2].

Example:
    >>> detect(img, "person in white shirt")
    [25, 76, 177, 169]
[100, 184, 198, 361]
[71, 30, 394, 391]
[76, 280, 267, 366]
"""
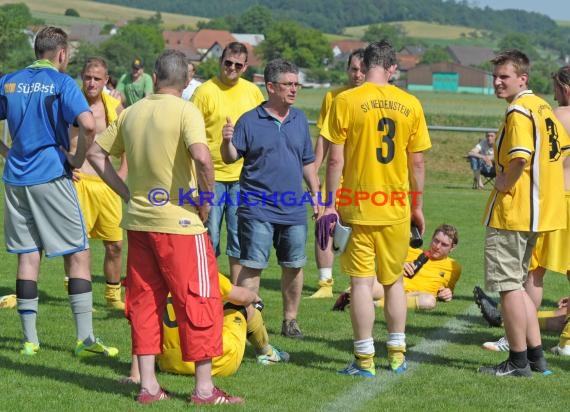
[467, 131, 496, 189]
[182, 61, 202, 101]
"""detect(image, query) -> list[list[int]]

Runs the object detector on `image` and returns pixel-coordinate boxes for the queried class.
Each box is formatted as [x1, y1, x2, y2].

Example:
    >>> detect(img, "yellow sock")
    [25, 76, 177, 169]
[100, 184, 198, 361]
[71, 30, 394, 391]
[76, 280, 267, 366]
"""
[354, 352, 374, 369]
[560, 315, 570, 346]
[247, 309, 269, 354]
[406, 295, 420, 309]
[375, 296, 420, 309]
[387, 345, 406, 368]
[537, 310, 557, 330]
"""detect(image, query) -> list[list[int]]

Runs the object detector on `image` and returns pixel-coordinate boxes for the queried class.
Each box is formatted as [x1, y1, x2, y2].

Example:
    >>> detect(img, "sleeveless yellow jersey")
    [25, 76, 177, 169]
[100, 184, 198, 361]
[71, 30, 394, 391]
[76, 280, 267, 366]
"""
[191, 77, 264, 182]
[326, 82, 431, 225]
[483, 90, 570, 232]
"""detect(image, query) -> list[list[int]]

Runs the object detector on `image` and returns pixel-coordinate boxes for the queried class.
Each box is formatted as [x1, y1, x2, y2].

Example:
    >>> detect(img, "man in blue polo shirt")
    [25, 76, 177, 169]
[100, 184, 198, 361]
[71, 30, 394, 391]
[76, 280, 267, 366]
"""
[221, 58, 320, 339]
[0, 26, 118, 358]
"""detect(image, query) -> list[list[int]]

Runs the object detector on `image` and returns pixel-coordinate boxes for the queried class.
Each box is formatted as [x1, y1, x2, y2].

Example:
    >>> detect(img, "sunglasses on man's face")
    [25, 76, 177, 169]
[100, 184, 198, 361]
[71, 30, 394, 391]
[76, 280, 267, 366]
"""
[223, 60, 245, 70]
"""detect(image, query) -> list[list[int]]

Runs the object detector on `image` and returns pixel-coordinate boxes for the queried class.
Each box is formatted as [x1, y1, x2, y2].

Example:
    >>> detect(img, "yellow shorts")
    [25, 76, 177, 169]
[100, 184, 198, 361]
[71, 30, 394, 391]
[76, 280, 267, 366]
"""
[74, 172, 122, 241]
[157, 306, 247, 377]
[340, 220, 408, 285]
[529, 192, 570, 275]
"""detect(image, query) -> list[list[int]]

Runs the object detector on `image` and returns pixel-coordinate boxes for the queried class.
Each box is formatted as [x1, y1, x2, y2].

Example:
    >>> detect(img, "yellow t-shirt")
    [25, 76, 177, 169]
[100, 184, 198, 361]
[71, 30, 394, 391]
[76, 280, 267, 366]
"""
[326, 82, 432, 225]
[191, 77, 264, 182]
[96, 94, 207, 235]
[317, 86, 350, 139]
[402, 248, 462, 296]
[483, 90, 570, 232]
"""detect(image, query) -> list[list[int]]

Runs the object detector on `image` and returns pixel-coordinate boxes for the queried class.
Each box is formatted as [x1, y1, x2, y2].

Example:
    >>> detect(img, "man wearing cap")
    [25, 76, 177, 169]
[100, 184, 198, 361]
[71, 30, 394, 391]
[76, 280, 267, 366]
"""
[117, 57, 153, 107]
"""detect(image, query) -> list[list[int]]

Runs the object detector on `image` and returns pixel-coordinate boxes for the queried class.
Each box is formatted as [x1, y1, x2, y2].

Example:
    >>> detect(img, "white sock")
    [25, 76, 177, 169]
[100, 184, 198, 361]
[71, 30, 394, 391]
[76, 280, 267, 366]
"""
[318, 268, 332, 282]
[354, 337, 375, 355]
[387, 332, 406, 348]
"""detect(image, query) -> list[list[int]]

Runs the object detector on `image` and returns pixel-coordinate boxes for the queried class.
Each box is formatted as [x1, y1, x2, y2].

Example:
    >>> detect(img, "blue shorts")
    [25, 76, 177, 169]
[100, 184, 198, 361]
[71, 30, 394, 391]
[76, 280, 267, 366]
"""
[205, 181, 240, 258]
[238, 217, 307, 269]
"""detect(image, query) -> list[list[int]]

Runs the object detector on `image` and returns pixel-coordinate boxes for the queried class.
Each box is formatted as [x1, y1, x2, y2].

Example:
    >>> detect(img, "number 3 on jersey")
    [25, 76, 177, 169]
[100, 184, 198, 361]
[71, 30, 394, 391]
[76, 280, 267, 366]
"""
[376, 117, 395, 164]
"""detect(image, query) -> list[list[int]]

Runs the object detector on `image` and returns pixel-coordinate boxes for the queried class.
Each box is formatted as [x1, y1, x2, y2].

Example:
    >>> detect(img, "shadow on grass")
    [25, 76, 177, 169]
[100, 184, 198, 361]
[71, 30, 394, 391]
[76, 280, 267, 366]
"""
[0, 354, 145, 400]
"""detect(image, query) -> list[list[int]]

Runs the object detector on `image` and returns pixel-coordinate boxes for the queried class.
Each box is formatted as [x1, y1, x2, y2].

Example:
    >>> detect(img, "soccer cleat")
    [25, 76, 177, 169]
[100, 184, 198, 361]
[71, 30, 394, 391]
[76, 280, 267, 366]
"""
[20, 342, 39, 356]
[482, 336, 510, 352]
[75, 338, 119, 358]
[189, 387, 244, 405]
[332, 291, 351, 311]
[550, 344, 570, 356]
[478, 359, 532, 377]
[528, 357, 553, 375]
[281, 319, 304, 339]
[105, 283, 125, 310]
[257, 345, 290, 365]
[338, 360, 376, 378]
[388, 350, 408, 374]
[473, 286, 503, 327]
[137, 388, 171, 404]
[308, 279, 334, 298]
[0, 294, 17, 309]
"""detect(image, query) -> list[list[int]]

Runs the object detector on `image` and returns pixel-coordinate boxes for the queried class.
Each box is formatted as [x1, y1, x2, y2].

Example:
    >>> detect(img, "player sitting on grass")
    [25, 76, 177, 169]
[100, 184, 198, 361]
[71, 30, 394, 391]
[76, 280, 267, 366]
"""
[333, 224, 461, 311]
[121, 273, 289, 383]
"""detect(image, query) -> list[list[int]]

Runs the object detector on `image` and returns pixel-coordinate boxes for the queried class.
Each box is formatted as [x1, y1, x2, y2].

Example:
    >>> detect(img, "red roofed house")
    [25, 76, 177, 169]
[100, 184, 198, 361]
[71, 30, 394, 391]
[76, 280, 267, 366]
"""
[163, 29, 263, 67]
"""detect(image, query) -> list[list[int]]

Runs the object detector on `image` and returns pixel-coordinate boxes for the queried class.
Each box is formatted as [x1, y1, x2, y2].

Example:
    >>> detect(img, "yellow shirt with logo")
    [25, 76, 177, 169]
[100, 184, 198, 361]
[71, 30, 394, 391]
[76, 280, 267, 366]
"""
[96, 94, 207, 235]
[191, 77, 264, 182]
[483, 90, 570, 232]
[402, 248, 461, 296]
[326, 82, 431, 225]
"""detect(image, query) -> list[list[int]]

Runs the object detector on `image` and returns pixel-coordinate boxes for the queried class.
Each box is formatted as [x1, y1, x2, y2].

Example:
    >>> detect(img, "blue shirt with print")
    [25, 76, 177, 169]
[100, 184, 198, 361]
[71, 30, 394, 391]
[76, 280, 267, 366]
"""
[0, 66, 90, 186]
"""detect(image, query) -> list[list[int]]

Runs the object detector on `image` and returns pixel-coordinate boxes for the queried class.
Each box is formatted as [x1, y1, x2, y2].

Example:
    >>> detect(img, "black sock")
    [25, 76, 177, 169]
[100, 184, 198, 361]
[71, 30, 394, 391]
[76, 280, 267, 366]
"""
[527, 345, 543, 362]
[509, 349, 528, 368]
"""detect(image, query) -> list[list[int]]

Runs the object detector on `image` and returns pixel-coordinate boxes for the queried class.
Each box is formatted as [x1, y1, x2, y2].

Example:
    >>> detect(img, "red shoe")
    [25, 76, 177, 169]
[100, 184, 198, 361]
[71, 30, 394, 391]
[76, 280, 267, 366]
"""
[136, 387, 171, 404]
[189, 386, 244, 405]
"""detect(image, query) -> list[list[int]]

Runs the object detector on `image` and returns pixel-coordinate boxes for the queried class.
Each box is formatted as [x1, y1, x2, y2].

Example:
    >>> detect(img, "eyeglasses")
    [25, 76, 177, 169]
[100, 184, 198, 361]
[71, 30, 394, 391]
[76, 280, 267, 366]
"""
[223, 60, 245, 70]
[276, 82, 302, 89]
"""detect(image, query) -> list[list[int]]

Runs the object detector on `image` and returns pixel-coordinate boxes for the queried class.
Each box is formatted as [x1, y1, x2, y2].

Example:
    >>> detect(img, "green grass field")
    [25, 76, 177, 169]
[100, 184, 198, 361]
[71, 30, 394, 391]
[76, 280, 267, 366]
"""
[0, 0, 207, 29]
[1, 91, 569, 411]
[344, 20, 490, 41]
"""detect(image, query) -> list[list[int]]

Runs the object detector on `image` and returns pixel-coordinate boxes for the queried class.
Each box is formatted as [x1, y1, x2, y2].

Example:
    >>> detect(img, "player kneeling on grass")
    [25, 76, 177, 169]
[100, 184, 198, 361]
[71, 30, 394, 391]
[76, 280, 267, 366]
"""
[122, 273, 289, 383]
[334, 224, 461, 311]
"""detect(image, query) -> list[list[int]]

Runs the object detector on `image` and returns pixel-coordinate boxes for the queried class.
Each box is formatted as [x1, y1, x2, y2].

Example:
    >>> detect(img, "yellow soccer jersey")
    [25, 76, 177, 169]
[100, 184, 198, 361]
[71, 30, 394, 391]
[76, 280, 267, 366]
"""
[97, 94, 207, 235]
[158, 273, 244, 377]
[326, 82, 432, 225]
[483, 91, 570, 232]
[191, 77, 264, 182]
[317, 86, 350, 138]
[402, 248, 462, 296]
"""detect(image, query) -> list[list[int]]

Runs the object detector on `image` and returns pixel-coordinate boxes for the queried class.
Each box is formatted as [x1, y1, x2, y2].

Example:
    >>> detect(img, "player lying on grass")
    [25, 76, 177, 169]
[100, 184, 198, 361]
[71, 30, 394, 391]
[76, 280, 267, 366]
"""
[121, 272, 289, 383]
[333, 224, 461, 311]
[474, 286, 568, 353]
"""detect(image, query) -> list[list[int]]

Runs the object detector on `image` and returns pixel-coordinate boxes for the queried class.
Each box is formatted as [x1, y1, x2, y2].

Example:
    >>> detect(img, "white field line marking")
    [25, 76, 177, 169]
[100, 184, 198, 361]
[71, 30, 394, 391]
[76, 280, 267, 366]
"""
[321, 304, 480, 411]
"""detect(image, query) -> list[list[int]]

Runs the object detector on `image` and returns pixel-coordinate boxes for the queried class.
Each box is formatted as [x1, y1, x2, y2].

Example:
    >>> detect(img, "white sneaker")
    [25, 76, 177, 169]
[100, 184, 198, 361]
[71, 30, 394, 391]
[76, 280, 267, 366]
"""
[482, 336, 510, 352]
[550, 344, 570, 356]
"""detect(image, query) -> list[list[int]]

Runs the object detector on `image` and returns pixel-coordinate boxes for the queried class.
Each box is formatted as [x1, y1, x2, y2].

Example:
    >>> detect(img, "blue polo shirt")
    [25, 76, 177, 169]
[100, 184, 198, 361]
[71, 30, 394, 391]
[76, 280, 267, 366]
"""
[232, 104, 315, 225]
[0, 64, 90, 186]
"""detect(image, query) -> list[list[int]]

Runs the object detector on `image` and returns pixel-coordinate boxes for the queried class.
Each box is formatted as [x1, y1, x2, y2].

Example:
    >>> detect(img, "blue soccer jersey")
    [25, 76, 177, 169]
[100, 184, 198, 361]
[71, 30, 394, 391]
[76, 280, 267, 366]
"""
[0, 64, 90, 185]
